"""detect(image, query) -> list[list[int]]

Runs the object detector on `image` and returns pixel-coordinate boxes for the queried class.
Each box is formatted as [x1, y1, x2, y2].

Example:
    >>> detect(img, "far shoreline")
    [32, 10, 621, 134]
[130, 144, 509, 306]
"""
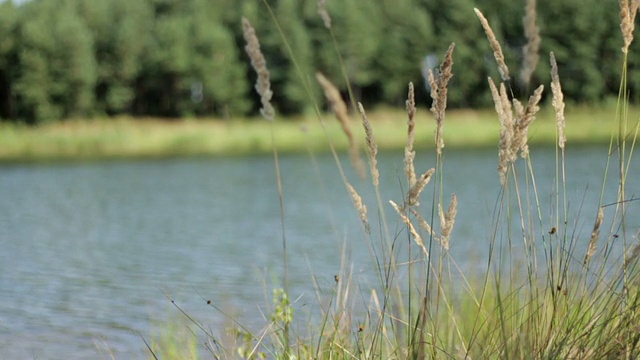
[0, 105, 632, 163]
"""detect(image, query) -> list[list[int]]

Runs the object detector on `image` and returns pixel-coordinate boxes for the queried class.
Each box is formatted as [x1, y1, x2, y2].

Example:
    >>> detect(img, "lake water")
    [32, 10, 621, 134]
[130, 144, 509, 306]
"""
[0, 146, 638, 358]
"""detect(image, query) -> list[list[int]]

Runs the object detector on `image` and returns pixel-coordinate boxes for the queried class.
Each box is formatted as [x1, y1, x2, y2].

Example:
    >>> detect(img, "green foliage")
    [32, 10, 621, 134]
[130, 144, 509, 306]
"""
[270, 287, 293, 326]
[195, 1, 250, 118]
[150, 318, 199, 360]
[538, 0, 611, 102]
[426, 0, 493, 107]
[0, 1, 18, 120]
[15, 0, 97, 122]
[76, 0, 152, 115]
[0, 0, 638, 122]
[272, 0, 316, 114]
[376, 0, 435, 105]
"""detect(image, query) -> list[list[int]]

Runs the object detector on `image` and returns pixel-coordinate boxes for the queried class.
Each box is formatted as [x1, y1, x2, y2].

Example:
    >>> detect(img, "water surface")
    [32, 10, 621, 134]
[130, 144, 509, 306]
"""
[0, 146, 637, 358]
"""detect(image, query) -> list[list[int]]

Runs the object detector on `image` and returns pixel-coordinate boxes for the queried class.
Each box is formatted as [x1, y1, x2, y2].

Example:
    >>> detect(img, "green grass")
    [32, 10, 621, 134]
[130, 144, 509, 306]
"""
[0, 104, 633, 162]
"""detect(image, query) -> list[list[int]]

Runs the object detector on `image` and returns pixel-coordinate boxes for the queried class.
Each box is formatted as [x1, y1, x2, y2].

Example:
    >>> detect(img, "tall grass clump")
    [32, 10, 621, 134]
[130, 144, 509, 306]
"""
[157, 2, 640, 359]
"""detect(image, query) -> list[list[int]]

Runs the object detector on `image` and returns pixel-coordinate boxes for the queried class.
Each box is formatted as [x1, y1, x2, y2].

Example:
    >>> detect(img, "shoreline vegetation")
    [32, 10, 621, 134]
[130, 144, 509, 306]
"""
[0, 105, 633, 162]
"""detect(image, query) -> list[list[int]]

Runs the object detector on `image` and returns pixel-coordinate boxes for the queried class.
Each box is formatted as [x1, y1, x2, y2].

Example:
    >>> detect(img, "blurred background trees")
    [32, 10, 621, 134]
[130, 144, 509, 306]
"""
[0, 0, 633, 123]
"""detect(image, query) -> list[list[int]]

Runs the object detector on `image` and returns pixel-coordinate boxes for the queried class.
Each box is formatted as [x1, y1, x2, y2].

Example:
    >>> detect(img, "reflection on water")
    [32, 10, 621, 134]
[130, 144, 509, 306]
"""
[0, 146, 637, 358]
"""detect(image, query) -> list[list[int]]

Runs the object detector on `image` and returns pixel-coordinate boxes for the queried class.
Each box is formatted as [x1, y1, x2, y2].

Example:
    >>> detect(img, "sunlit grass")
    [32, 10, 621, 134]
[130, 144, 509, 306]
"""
[0, 105, 632, 162]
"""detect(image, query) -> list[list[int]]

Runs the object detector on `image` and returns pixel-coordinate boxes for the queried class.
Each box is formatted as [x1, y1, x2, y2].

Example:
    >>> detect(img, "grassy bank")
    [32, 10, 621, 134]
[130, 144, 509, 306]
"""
[0, 105, 632, 162]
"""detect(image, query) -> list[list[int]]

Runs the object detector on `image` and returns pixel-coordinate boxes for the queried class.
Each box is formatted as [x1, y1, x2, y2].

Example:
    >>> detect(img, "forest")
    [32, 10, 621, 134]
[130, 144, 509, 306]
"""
[0, 0, 633, 123]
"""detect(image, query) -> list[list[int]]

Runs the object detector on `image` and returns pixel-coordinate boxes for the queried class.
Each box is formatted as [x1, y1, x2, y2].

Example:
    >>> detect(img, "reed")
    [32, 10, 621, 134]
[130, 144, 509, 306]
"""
[405, 82, 417, 187]
[550, 51, 566, 149]
[488, 77, 515, 186]
[512, 84, 544, 158]
[316, 72, 366, 179]
[438, 193, 457, 251]
[390, 200, 428, 257]
[346, 182, 369, 234]
[242, 16, 291, 358]
[163, 3, 640, 359]
[619, 0, 639, 54]
[317, 0, 331, 29]
[474, 8, 510, 82]
[428, 43, 455, 155]
[585, 206, 605, 265]
[357, 102, 379, 187]
[242, 17, 275, 122]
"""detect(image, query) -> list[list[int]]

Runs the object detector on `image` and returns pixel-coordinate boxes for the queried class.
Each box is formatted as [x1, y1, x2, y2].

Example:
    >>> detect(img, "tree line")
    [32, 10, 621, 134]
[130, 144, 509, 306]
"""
[0, 0, 633, 123]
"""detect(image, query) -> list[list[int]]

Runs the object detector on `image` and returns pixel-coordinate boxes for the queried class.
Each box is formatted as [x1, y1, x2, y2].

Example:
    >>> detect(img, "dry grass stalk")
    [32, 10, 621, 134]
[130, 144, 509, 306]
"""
[406, 168, 436, 207]
[626, 241, 640, 267]
[620, 0, 640, 54]
[488, 75, 542, 184]
[390, 201, 428, 257]
[512, 84, 544, 157]
[409, 207, 437, 239]
[438, 193, 457, 251]
[520, 0, 540, 87]
[512, 99, 525, 122]
[625, 229, 640, 266]
[346, 182, 369, 234]
[429, 43, 456, 155]
[317, 0, 332, 29]
[488, 78, 514, 186]
[316, 72, 365, 178]
[357, 102, 379, 186]
[405, 82, 417, 187]
[585, 207, 604, 264]
[550, 52, 566, 149]
[474, 8, 510, 81]
[242, 17, 275, 121]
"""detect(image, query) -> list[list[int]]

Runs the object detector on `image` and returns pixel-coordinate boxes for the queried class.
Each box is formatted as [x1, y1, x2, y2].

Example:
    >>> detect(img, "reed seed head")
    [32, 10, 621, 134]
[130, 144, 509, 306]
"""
[488, 76, 541, 184]
[406, 168, 435, 207]
[520, 0, 540, 87]
[358, 102, 379, 186]
[488, 78, 514, 186]
[390, 201, 428, 257]
[429, 43, 455, 155]
[316, 72, 349, 132]
[550, 52, 566, 149]
[404, 148, 416, 188]
[316, 72, 366, 179]
[406, 82, 416, 125]
[513, 85, 544, 157]
[410, 207, 436, 239]
[620, 0, 640, 54]
[474, 8, 510, 81]
[317, 0, 332, 29]
[405, 82, 417, 187]
[438, 193, 457, 251]
[627, 237, 640, 267]
[585, 206, 604, 265]
[346, 183, 369, 234]
[242, 17, 275, 121]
